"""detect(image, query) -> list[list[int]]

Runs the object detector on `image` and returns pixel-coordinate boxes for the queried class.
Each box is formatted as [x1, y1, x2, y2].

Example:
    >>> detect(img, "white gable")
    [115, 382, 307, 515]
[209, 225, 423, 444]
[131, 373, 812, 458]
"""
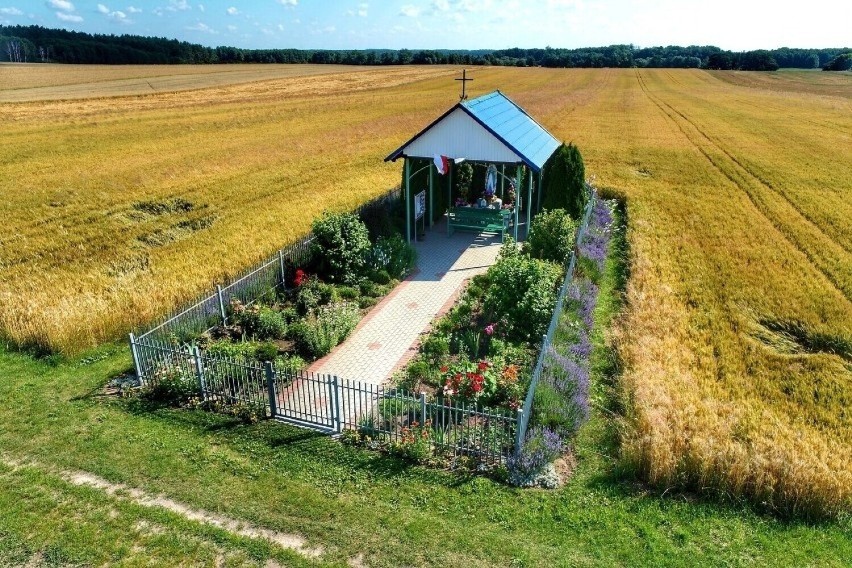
[402, 108, 523, 164]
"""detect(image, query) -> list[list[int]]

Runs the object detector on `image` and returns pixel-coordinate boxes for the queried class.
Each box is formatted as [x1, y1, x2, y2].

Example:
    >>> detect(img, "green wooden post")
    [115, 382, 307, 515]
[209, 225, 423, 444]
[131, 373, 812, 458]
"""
[514, 407, 525, 457]
[192, 345, 207, 402]
[265, 361, 277, 417]
[404, 158, 411, 244]
[500, 164, 505, 199]
[526, 167, 533, 234]
[278, 249, 287, 291]
[429, 163, 434, 227]
[448, 162, 453, 236]
[536, 170, 543, 213]
[129, 333, 142, 382]
[216, 284, 227, 326]
[419, 392, 427, 425]
[513, 165, 521, 242]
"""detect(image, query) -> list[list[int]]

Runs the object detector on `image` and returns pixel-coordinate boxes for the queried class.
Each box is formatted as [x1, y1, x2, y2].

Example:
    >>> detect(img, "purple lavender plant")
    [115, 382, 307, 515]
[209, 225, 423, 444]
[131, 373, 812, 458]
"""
[507, 425, 564, 482]
[578, 198, 614, 272]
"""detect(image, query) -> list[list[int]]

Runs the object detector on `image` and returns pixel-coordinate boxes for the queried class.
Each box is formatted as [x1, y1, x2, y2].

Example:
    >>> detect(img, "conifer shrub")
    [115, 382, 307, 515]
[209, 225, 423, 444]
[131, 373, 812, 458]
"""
[542, 143, 586, 218]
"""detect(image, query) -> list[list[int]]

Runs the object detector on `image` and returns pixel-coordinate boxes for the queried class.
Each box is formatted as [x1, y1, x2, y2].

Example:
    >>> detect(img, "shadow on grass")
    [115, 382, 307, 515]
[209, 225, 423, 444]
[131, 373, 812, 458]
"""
[102, 391, 479, 487]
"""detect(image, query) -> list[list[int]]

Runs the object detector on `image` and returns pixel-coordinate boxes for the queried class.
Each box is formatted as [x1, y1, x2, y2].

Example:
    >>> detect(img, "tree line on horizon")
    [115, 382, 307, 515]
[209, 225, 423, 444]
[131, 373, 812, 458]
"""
[2, 25, 850, 71]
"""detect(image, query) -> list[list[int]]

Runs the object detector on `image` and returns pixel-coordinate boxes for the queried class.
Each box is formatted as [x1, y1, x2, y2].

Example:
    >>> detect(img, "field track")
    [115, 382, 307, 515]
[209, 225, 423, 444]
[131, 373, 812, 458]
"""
[1, 64, 850, 516]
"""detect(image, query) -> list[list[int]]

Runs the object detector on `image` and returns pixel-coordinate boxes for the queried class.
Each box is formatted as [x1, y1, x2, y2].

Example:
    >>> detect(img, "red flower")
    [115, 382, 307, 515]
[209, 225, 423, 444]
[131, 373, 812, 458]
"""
[440, 365, 449, 373]
[477, 361, 489, 371]
[294, 269, 307, 286]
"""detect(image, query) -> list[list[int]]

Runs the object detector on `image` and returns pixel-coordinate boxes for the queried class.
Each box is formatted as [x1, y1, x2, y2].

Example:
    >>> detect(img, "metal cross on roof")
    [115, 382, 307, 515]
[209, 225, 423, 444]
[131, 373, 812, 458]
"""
[455, 69, 473, 100]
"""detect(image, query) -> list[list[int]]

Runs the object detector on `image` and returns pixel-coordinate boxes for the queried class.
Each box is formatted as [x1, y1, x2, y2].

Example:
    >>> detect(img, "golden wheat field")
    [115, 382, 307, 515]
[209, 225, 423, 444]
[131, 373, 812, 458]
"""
[1, 64, 850, 516]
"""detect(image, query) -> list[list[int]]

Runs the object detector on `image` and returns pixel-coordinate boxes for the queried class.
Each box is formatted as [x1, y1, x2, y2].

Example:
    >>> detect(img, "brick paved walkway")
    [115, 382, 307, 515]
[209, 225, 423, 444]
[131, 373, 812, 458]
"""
[306, 222, 502, 386]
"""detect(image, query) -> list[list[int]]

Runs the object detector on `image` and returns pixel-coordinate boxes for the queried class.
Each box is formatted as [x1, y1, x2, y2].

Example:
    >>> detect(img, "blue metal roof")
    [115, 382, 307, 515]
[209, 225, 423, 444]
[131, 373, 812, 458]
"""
[385, 90, 561, 173]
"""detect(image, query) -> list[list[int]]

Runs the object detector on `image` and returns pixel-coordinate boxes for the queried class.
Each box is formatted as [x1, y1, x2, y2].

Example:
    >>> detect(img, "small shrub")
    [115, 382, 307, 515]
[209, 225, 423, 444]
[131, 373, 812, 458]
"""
[405, 358, 436, 385]
[335, 285, 360, 300]
[367, 234, 417, 279]
[291, 302, 360, 359]
[369, 269, 392, 285]
[420, 333, 450, 362]
[226, 400, 267, 424]
[229, 299, 261, 337]
[274, 353, 307, 375]
[526, 209, 577, 266]
[254, 341, 278, 362]
[205, 339, 257, 360]
[311, 212, 371, 284]
[143, 368, 197, 406]
[359, 280, 381, 297]
[256, 307, 287, 340]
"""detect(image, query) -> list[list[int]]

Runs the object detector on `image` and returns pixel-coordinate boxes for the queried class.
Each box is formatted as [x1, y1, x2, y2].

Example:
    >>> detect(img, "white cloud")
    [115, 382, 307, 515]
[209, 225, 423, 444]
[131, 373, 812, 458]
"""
[126, 6, 141, 13]
[47, 0, 74, 11]
[186, 21, 216, 33]
[358, 2, 368, 17]
[197, 3, 204, 12]
[167, 0, 190, 11]
[277, 23, 284, 31]
[399, 4, 420, 16]
[96, 3, 108, 13]
[226, 6, 238, 15]
[277, 0, 297, 6]
[0, 7, 23, 15]
[432, 0, 449, 10]
[226, 24, 236, 31]
[322, 25, 335, 33]
[55, 11, 82, 21]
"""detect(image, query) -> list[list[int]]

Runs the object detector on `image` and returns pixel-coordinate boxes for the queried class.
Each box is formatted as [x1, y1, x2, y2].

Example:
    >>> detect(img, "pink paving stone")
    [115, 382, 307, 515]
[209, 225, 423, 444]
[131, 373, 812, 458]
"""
[367, 342, 382, 351]
[406, 302, 418, 310]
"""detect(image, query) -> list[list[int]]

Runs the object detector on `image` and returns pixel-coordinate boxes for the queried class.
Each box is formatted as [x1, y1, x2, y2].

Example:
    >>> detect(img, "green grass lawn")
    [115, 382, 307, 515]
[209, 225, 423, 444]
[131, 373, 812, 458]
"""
[1, 202, 849, 567]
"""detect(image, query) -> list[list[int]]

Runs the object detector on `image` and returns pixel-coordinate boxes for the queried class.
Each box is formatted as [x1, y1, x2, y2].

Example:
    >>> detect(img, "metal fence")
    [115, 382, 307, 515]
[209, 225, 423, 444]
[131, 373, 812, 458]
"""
[132, 334, 516, 465]
[133, 187, 400, 346]
[128, 186, 593, 465]
[514, 190, 597, 451]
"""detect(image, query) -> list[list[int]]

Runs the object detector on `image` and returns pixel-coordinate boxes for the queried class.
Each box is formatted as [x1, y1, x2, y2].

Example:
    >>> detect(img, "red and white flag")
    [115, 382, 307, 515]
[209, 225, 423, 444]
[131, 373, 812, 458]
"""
[433, 154, 450, 175]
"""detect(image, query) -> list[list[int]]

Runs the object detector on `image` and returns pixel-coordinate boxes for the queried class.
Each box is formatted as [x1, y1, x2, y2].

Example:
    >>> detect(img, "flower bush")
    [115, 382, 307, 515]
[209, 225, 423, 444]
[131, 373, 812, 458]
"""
[390, 420, 434, 463]
[440, 358, 522, 409]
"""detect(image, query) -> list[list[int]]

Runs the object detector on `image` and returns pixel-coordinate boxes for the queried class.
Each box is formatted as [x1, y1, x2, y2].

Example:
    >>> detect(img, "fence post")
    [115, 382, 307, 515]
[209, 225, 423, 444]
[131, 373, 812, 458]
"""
[329, 375, 341, 432]
[129, 332, 143, 383]
[216, 284, 227, 327]
[514, 408, 525, 458]
[419, 392, 427, 426]
[265, 361, 277, 417]
[278, 250, 287, 291]
[192, 345, 207, 402]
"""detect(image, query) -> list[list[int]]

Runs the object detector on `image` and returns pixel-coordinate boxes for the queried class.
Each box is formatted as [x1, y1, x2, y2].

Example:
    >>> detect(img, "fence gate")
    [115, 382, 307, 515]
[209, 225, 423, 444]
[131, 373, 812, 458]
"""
[271, 371, 339, 431]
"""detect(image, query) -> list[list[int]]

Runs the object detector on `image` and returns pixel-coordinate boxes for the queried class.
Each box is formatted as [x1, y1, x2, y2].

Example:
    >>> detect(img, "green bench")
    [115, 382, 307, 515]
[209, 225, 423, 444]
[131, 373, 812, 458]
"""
[447, 207, 511, 241]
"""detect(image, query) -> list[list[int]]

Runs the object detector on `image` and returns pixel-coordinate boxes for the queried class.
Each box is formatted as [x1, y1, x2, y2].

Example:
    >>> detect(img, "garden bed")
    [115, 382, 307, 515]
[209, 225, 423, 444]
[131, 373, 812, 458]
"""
[189, 212, 417, 373]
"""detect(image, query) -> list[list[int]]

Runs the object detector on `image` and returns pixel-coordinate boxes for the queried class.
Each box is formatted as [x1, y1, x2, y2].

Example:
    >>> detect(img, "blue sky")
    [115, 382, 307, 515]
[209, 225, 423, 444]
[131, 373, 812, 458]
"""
[1, 1, 849, 51]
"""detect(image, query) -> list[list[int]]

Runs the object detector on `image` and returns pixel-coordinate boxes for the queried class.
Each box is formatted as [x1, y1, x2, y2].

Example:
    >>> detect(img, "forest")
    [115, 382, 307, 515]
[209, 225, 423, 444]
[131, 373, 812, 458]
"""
[1, 25, 849, 71]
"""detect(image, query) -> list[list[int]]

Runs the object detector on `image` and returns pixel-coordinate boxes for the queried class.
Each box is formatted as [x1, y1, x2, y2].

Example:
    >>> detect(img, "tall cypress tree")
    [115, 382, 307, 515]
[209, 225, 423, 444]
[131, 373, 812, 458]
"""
[542, 143, 585, 219]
